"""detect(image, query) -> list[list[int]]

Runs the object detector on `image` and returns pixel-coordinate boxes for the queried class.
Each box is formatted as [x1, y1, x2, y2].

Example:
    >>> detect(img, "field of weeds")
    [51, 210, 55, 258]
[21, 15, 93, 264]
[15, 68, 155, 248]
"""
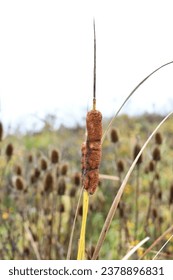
[0, 113, 173, 260]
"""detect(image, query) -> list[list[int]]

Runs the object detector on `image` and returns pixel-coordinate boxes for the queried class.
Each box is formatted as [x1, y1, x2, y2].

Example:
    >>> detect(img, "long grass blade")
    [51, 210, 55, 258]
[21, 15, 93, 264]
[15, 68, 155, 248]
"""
[122, 236, 150, 260]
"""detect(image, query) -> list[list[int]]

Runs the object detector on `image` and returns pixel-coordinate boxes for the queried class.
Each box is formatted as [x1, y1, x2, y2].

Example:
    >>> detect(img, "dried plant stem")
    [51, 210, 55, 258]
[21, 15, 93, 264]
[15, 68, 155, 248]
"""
[134, 166, 140, 240]
[24, 223, 41, 260]
[122, 236, 150, 260]
[153, 234, 173, 260]
[140, 224, 173, 259]
[92, 111, 173, 260]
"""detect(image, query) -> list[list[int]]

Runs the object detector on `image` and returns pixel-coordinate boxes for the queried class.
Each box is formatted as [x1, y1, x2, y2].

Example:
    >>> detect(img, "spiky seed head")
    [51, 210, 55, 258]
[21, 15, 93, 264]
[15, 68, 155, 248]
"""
[59, 203, 65, 213]
[73, 172, 81, 186]
[110, 128, 119, 143]
[117, 160, 125, 173]
[61, 164, 68, 176]
[0, 122, 3, 141]
[14, 165, 22, 176]
[34, 167, 40, 178]
[152, 208, 157, 220]
[133, 144, 142, 165]
[40, 158, 48, 171]
[69, 186, 76, 197]
[15, 176, 24, 191]
[5, 143, 13, 159]
[155, 132, 162, 145]
[149, 160, 155, 172]
[169, 184, 173, 205]
[152, 147, 161, 161]
[44, 173, 54, 193]
[57, 177, 66, 195]
[23, 247, 30, 256]
[50, 149, 59, 164]
[78, 205, 83, 216]
[158, 190, 162, 200]
[28, 154, 33, 163]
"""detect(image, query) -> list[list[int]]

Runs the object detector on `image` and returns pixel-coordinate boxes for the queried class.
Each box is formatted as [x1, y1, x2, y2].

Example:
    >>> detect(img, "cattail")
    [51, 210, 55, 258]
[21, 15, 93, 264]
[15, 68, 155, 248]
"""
[117, 160, 124, 173]
[44, 173, 54, 193]
[14, 176, 24, 191]
[14, 165, 22, 176]
[40, 158, 48, 171]
[0, 122, 3, 141]
[169, 184, 173, 205]
[152, 147, 161, 161]
[73, 172, 81, 186]
[133, 144, 142, 165]
[57, 177, 66, 195]
[110, 128, 119, 143]
[155, 132, 162, 145]
[82, 110, 102, 194]
[5, 143, 13, 160]
[61, 164, 68, 175]
[50, 149, 59, 164]
[149, 160, 155, 172]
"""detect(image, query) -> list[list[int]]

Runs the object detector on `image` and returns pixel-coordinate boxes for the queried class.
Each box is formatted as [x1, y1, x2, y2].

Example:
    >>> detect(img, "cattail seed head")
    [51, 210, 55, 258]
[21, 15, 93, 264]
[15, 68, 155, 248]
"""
[57, 177, 66, 195]
[169, 184, 173, 205]
[44, 173, 54, 193]
[110, 128, 119, 143]
[5, 143, 13, 160]
[152, 147, 161, 161]
[50, 149, 59, 164]
[133, 144, 142, 165]
[155, 132, 162, 145]
[117, 160, 124, 173]
[40, 158, 48, 171]
[0, 122, 3, 141]
[61, 164, 68, 175]
[73, 172, 81, 186]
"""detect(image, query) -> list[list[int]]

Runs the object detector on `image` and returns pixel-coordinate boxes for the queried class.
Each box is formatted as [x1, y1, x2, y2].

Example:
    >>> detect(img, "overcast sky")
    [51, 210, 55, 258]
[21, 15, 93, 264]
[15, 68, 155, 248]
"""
[0, 0, 173, 131]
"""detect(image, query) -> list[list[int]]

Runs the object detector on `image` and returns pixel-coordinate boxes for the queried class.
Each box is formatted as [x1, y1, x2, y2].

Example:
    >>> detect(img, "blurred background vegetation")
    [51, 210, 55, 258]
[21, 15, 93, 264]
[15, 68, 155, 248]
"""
[0, 112, 173, 260]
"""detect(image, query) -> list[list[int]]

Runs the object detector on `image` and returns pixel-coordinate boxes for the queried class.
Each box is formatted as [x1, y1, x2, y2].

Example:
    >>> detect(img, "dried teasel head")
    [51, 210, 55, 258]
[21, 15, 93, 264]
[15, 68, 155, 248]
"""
[13, 176, 24, 191]
[152, 147, 161, 161]
[117, 159, 125, 173]
[57, 177, 66, 195]
[149, 160, 155, 172]
[69, 186, 76, 197]
[73, 172, 81, 187]
[14, 165, 22, 176]
[152, 208, 158, 220]
[133, 144, 142, 165]
[5, 143, 13, 160]
[155, 132, 162, 145]
[0, 122, 3, 141]
[34, 167, 40, 179]
[78, 205, 83, 216]
[169, 184, 173, 205]
[61, 163, 68, 176]
[28, 154, 33, 163]
[59, 203, 65, 213]
[110, 128, 119, 143]
[44, 173, 54, 193]
[50, 149, 59, 164]
[40, 157, 48, 171]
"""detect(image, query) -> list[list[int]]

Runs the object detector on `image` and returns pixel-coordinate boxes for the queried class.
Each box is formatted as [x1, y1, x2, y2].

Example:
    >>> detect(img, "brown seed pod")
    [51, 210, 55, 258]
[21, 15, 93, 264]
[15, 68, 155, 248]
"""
[28, 154, 33, 163]
[50, 149, 59, 164]
[61, 163, 68, 175]
[149, 160, 155, 172]
[169, 184, 173, 205]
[5, 143, 13, 160]
[14, 176, 24, 191]
[133, 144, 142, 165]
[117, 160, 125, 173]
[40, 158, 48, 171]
[14, 165, 22, 176]
[0, 122, 3, 141]
[155, 132, 162, 145]
[82, 110, 102, 195]
[73, 172, 81, 187]
[44, 173, 54, 193]
[110, 128, 119, 143]
[57, 177, 66, 195]
[152, 147, 161, 161]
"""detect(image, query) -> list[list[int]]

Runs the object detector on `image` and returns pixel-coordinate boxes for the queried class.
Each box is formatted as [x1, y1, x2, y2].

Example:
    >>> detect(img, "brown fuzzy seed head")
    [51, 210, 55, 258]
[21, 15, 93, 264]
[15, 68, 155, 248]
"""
[44, 173, 54, 193]
[15, 177, 24, 191]
[34, 168, 40, 178]
[57, 177, 66, 195]
[51, 149, 59, 164]
[169, 184, 173, 205]
[86, 110, 102, 142]
[155, 132, 162, 145]
[133, 144, 142, 165]
[40, 158, 48, 171]
[117, 160, 124, 173]
[28, 154, 33, 163]
[152, 147, 161, 161]
[73, 172, 81, 186]
[5, 143, 13, 159]
[69, 187, 76, 197]
[0, 122, 3, 141]
[61, 164, 68, 176]
[110, 128, 119, 143]
[158, 190, 162, 200]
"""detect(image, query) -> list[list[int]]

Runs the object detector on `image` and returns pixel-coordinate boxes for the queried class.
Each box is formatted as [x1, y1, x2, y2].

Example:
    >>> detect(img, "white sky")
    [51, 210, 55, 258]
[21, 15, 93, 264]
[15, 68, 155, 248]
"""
[0, 0, 173, 131]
